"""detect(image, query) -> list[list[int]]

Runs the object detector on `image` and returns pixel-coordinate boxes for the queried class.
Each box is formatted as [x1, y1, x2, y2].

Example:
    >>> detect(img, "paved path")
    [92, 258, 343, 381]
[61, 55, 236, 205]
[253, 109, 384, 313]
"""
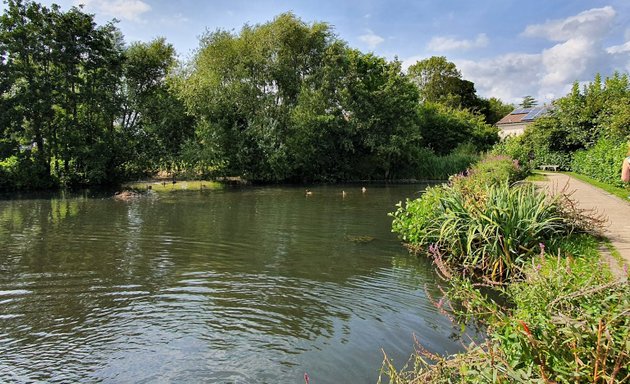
[535, 172, 630, 275]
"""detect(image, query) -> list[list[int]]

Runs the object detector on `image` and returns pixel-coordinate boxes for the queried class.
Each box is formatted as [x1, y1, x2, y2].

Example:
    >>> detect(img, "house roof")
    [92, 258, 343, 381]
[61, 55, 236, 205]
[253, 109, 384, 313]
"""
[497, 106, 551, 125]
[497, 113, 528, 125]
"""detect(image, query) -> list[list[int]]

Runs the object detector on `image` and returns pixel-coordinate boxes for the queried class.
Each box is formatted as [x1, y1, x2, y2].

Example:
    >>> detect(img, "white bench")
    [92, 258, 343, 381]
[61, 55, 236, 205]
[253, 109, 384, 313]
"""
[539, 164, 559, 171]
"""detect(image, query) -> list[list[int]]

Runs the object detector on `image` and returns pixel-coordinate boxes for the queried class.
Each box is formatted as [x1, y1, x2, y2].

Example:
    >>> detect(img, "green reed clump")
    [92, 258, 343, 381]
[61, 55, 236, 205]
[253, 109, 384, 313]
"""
[415, 147, 479, 180]
[392, 155, 569, 282]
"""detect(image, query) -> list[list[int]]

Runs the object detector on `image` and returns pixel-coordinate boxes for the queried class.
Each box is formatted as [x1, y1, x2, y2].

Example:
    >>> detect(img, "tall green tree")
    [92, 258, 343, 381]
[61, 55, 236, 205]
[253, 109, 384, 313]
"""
[0, 0, 124, 187]
[178, 13, 425, 181]
[407, 56, 478, 110]
[120, 38, 194, 175]
[178, 13, 338, 181]
[478, 97, 514, 125]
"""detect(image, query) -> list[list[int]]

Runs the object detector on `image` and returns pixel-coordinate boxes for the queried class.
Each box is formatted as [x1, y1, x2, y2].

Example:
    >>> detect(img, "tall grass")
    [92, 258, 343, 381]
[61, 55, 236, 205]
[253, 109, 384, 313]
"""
[415, 149, 479, 180]
[380, 236, 629, 383]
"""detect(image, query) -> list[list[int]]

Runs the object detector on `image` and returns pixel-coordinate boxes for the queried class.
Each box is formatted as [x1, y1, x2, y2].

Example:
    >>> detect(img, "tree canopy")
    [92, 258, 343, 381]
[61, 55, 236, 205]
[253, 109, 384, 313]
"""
[0, 3, 503, 189]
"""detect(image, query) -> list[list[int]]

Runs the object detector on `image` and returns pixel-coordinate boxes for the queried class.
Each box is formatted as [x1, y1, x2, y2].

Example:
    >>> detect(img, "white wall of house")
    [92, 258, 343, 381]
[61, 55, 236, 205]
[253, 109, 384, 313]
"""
[498, 122, 528, 139]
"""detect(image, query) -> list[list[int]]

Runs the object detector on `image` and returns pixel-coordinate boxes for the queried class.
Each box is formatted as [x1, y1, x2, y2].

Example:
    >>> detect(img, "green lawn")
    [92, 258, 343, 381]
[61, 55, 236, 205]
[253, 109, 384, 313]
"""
[525, 170, 547, 182]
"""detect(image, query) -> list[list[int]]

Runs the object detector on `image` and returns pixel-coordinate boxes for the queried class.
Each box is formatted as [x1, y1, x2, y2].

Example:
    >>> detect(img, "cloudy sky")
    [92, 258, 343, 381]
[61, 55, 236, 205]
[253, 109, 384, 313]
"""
[5, 0, 630, 104]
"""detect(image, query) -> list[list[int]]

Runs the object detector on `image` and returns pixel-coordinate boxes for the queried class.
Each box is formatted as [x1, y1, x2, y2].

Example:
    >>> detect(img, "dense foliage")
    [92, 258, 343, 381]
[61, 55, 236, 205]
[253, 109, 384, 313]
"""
[387, 155, 629, 383]
[0, 0, 190, 189]
[391, 156, 562, 281]
[177, 16, 499, 182]
[494, 72, 630, 179]
[382, 238, 629, 383]
[572, 138, 628, 187]
[0, 2, 503, 190]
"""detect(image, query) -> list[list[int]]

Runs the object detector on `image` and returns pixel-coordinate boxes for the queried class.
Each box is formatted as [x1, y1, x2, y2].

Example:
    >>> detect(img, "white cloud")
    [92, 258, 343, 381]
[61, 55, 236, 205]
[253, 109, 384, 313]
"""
[427, 33, 489, 52]
[607, 41, 630, 54]
[358, 30, 385, 49]
[428, 6, 620, 104]
[522, 6, 615, 41]
[159, 13, 189, 26]
[74, 0, 151, 22]
[457, 53, 543, 103]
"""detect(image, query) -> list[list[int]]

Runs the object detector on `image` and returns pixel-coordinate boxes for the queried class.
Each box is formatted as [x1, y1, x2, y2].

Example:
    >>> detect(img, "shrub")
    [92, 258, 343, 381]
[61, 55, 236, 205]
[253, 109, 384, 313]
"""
[380, 236, 629, 383]
[571, 137, 627, 187]
[490, 135, 533, 174]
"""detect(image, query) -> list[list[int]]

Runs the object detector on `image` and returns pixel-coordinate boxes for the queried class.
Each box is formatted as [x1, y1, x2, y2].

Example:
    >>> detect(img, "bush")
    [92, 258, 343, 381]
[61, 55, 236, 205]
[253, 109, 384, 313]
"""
[391, 155, 567, 281]
[380, 235, 629, 383]
[392, 181, 567, 281]
[490, 135, 533, 174]
[0, 153, 52, 190]
[571, 137, 627, 187]
[454, 154, 525, 187]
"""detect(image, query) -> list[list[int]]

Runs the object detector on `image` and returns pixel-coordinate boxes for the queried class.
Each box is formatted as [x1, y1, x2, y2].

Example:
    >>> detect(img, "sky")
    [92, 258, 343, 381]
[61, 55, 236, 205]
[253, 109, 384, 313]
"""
[4, 0, 630, 104]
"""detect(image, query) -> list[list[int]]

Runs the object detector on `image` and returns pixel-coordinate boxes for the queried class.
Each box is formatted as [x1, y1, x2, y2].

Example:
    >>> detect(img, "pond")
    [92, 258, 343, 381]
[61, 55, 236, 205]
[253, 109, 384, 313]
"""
[0, 184, 462, 383]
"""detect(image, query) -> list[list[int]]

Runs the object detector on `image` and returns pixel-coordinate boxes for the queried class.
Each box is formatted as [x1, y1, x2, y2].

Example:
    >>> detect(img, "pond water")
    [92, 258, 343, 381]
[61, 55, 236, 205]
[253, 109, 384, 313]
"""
[0, 184, 462, 383]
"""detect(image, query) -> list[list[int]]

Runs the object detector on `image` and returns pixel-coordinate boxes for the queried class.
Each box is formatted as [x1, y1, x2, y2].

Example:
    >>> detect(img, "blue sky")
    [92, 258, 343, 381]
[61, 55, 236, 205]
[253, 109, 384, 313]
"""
[5, 0, 630, 104]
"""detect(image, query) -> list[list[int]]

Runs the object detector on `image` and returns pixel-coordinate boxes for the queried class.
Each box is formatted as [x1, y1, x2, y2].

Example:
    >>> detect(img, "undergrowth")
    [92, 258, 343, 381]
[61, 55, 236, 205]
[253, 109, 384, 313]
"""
[385, 155, 629, 383]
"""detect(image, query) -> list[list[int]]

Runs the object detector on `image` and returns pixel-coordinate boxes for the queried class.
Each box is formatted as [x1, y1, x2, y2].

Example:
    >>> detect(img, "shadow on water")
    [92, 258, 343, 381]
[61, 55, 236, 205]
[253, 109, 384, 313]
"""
[0, 184, 465, 383]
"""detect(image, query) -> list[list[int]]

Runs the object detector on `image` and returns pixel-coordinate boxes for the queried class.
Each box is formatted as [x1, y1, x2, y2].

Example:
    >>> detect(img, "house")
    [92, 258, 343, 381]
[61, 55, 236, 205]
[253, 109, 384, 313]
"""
[496, 106, 550, 139]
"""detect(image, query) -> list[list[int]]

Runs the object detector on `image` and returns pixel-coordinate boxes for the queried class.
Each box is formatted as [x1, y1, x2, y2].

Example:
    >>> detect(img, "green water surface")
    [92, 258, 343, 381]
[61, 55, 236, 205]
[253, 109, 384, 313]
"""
[0, 184, 461, 383]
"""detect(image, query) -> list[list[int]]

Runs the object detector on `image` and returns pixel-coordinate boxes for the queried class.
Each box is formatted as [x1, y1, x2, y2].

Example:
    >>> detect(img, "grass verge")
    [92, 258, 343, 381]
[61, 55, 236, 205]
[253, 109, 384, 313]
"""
[525, 171, 547, 182]
[565, 171, 630, 202]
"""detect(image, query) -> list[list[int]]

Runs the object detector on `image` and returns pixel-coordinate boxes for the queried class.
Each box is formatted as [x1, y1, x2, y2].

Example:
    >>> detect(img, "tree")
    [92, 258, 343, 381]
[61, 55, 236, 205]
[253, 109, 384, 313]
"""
[0, 0, 125, 188]
[178, 13, 426, 182]
[520, 95, 537, 108]
[478, 97, 514, 125]
[178, 13, 339, 181]
[418, 102, 498, 155]
[120, 38, 194, 175]
[407, 56, 478, 110]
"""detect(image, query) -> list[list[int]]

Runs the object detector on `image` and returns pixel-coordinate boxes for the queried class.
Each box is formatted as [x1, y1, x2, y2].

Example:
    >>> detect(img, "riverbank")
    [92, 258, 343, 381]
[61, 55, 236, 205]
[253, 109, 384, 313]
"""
[385, 157, 630, 383]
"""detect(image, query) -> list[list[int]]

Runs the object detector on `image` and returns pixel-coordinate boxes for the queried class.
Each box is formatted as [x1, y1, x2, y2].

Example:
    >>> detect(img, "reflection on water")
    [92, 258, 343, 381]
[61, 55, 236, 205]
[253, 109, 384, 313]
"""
[0, 185, 461, 383]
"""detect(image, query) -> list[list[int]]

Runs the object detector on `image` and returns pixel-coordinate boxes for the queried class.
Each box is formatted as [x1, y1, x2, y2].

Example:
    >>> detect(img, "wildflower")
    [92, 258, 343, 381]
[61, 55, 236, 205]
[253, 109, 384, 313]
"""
[304, 373, 310, 384]
[535, 264, 542, 272]
[518, 320, 531, 336]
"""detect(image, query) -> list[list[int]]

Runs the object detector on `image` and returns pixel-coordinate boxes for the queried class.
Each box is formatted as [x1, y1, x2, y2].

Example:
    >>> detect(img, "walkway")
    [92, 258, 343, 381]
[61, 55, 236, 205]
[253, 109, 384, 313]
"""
[535, 172, 630, 276]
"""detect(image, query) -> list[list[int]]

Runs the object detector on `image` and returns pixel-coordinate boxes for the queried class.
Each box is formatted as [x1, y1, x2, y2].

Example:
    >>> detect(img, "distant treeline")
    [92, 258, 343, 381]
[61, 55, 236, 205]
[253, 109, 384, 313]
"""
[0, 1, 512, 190]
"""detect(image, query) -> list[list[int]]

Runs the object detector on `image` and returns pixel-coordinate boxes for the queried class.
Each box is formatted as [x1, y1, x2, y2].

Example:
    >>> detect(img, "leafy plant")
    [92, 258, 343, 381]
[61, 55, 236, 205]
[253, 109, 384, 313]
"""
[381, 235, 630, 383]
[392, 155, 564, 281]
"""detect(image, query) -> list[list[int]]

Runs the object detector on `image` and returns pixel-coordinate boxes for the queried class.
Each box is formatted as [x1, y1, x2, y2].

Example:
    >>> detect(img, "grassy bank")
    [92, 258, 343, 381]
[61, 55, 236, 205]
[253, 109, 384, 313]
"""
[385, 156, 629, 383]
[565, 172, 630, 202]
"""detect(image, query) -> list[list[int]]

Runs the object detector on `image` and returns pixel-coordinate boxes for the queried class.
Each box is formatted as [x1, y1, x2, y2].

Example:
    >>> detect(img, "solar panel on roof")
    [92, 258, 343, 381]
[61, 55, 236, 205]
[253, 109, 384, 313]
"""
[523, 106, 549, 121]
[511, 108, 532, 115]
